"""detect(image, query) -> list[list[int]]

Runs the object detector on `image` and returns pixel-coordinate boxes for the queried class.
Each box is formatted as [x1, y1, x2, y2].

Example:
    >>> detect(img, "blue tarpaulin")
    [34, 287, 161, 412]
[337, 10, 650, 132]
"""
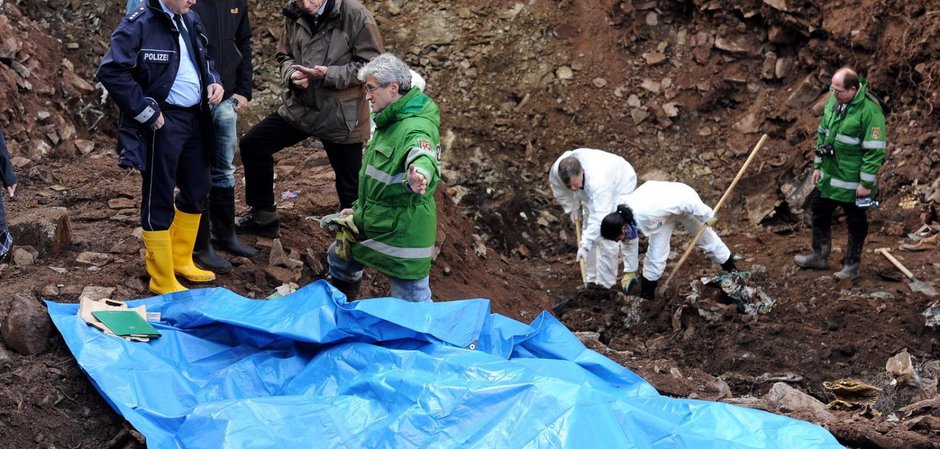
[48, 281, 842, 448]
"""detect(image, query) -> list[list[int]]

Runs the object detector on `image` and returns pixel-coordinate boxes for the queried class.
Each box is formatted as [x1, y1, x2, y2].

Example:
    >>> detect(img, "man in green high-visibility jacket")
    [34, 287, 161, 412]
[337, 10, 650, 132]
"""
[326, 53, 441, 302]
[794, 67, 887, 280]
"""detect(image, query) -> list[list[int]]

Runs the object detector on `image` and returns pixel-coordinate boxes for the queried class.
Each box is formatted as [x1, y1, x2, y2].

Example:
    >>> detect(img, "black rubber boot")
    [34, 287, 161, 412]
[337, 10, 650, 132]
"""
[721, 253, 737, 272]
[834, 234, 864, 281]
[209, 187, 258, 257]
[234, 207, 280, 238]
[640, 276, 658, 300]
[193, 213, 232, 274]
[330, 277, 361, 301]
[794, 226, 831, 270]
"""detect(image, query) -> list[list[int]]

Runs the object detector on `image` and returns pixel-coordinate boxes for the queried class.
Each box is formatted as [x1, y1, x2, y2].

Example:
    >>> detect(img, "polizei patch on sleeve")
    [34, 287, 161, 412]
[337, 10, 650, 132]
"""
[871, 127, 881, 139]
[141, 49, 172, 63]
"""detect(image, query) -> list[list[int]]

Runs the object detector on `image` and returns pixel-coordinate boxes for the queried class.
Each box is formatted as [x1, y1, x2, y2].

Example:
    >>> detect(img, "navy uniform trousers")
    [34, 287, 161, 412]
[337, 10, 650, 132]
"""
[141, 106, 210, 231]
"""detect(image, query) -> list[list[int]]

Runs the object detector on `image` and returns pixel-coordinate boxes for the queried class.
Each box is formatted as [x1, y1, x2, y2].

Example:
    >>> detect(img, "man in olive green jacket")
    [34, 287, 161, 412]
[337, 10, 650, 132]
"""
[236, 0, 383, 238]
[794, 67, 887, 280]
[327, 53, 441, 302]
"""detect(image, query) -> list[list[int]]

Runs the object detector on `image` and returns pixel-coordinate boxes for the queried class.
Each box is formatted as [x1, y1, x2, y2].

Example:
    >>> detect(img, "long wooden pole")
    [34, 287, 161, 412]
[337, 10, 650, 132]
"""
[575, 217, 587, 286]
[662, 134, 769, 290]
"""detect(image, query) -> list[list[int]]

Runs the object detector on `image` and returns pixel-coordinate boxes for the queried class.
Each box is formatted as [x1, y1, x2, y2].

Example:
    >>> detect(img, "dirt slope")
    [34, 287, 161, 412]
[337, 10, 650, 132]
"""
[1, 0, 939, 448]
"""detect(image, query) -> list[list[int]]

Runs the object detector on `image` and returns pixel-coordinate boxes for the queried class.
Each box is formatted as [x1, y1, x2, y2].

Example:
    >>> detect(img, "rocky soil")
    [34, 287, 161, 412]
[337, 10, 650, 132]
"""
[1, 0, 939, 448]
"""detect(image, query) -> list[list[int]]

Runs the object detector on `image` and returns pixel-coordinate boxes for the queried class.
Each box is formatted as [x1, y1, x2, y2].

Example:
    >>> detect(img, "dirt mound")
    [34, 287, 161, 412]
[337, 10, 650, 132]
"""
[1, 0, 939, 448]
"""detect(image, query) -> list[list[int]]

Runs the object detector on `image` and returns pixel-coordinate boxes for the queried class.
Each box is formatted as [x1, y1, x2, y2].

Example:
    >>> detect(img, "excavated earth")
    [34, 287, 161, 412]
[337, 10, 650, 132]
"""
[1, 0, 940, 448]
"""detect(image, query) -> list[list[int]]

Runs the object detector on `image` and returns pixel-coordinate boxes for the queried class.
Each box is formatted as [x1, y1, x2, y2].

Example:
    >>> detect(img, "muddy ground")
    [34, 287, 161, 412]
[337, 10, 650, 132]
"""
[1, 0, 940, 448]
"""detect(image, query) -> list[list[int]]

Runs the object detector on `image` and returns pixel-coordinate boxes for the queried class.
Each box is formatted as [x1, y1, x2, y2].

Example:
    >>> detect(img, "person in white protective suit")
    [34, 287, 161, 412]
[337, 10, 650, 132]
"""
[549, 148, 637, 289]
[599, 181, 737, 299]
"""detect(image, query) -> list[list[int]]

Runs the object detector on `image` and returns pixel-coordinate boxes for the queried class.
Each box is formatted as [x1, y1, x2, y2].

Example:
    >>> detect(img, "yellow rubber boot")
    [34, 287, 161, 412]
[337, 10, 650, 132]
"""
[169, 208, 217, 283]
[142, 230, 188, 294]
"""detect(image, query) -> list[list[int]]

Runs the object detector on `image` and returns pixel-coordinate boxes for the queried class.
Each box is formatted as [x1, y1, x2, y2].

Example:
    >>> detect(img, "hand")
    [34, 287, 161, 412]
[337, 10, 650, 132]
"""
[338, 208, 354, 217]
[290, 69, 309, 89]
[812, 168, 821, 185]
[231, 94, 249, 113]
[150, 113, 165, 131]
[5, 184, 15, 198]
[206, 83, 224, 106]
[621, 272, 638, 293]
[569, 211, 581, 223]
[706, 215, 718, 227]
[576, 246, 589, 262]
[856, 185, 872, 197]
[407, 164, 428, 194]
[291, 64, 328, 83]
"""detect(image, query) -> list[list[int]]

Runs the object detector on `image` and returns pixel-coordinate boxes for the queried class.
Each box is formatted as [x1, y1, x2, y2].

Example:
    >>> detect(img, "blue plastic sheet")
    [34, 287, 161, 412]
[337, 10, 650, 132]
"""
[48, 281, 842, 449]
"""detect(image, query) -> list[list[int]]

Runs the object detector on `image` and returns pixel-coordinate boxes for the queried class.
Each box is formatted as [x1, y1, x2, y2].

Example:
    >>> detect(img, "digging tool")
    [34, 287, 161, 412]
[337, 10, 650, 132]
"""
[662, 134, 769, 291]
[876, 248, 937, 297]
[574, 217, 587, 287]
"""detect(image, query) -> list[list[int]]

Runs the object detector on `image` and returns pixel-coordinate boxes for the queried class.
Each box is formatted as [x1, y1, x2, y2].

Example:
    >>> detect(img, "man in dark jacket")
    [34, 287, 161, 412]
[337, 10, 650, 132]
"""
[190, 0, 258, 273]
[235, 0, 383, 238]
[0, 128, 17, 261]
[97, 0, 224, 294]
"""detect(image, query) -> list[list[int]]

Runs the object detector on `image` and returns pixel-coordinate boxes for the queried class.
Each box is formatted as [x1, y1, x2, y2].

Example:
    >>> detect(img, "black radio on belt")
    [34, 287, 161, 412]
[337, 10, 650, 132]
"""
[815, 142, 835, 157]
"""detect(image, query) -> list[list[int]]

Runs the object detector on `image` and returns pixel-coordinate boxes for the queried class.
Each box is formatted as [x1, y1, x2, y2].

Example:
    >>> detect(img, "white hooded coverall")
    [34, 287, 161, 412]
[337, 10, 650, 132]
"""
[617, 181, 731, 281]
[549, 148, 637, 288]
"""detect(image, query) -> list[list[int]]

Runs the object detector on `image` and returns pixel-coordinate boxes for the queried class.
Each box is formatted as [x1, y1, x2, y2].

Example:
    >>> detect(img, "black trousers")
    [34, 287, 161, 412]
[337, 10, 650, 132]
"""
[239, 112, 362, 210]
[809, 188, 868, 264]
[140, 108, 210, 231]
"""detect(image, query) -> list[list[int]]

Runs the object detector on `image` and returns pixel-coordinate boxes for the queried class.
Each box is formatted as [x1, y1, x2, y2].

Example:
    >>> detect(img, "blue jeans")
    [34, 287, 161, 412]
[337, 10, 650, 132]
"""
[209, 97, 239, 188]
[327, 242, 432, 302]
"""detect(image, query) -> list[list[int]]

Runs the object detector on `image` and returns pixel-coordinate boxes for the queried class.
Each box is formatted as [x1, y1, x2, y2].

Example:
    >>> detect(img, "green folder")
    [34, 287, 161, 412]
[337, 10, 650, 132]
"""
[91, 310, 162, 338]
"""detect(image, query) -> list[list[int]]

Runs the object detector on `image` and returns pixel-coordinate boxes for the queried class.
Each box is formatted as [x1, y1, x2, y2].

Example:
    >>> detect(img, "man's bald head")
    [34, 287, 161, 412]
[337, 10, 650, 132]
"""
[833, 67, 860, 90]
[830, 67, 860, 105]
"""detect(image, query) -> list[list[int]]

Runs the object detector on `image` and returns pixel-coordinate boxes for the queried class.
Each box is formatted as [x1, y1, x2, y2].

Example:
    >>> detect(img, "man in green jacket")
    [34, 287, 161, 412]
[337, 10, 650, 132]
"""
[794, 67, 887, 280]
[327, 53, 441, 302]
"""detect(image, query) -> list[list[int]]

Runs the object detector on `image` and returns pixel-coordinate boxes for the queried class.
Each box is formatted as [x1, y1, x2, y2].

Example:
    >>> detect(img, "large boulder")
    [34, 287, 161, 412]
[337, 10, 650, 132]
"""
[8, 207, 73, 256]
[1, 292, 52, 356]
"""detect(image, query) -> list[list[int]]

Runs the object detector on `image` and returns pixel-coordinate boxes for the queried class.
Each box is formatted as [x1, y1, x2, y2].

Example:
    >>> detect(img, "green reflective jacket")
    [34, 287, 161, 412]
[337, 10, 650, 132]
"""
[351, 87, 441, 279]
[814, 77, 887, 202]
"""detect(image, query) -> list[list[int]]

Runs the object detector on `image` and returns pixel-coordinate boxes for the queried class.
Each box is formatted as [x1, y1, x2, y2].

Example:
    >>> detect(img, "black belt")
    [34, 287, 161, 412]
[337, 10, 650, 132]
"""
[160, 103, 200, 113]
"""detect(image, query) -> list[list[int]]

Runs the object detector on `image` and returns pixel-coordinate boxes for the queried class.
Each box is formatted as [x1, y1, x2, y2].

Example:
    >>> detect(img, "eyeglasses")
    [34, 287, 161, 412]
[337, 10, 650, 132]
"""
[364, 84, 385, 94]
[829, 85, 848, 94]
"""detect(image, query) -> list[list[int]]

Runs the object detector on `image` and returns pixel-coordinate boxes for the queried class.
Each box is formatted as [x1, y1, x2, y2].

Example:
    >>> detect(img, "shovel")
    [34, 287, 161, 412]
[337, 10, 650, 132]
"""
[574, 217, 587, 289]
[876, 248, 937, 297]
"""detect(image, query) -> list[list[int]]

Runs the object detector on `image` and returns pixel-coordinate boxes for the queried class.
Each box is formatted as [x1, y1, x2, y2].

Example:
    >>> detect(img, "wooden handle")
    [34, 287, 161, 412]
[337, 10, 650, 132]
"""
[575, 218, 587, 285]
[876, 248, 915, 280]
[663, 134, 769, 289]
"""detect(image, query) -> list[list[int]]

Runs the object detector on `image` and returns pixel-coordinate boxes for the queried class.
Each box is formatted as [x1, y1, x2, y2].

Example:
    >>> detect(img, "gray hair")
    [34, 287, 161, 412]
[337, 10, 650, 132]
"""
[558, 156, 582, 185]
[358, 53, 412, 91]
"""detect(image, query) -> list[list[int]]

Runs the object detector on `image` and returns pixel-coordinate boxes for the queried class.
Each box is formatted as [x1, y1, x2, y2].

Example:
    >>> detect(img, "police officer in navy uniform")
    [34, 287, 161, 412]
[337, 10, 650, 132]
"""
[97, 0, 224, 295]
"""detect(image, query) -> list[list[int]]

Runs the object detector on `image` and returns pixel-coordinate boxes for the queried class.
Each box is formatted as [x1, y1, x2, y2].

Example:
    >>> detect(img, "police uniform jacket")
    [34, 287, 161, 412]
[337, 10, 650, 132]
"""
[96, 0, 222, 171]
[277, 0, 383, 144]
